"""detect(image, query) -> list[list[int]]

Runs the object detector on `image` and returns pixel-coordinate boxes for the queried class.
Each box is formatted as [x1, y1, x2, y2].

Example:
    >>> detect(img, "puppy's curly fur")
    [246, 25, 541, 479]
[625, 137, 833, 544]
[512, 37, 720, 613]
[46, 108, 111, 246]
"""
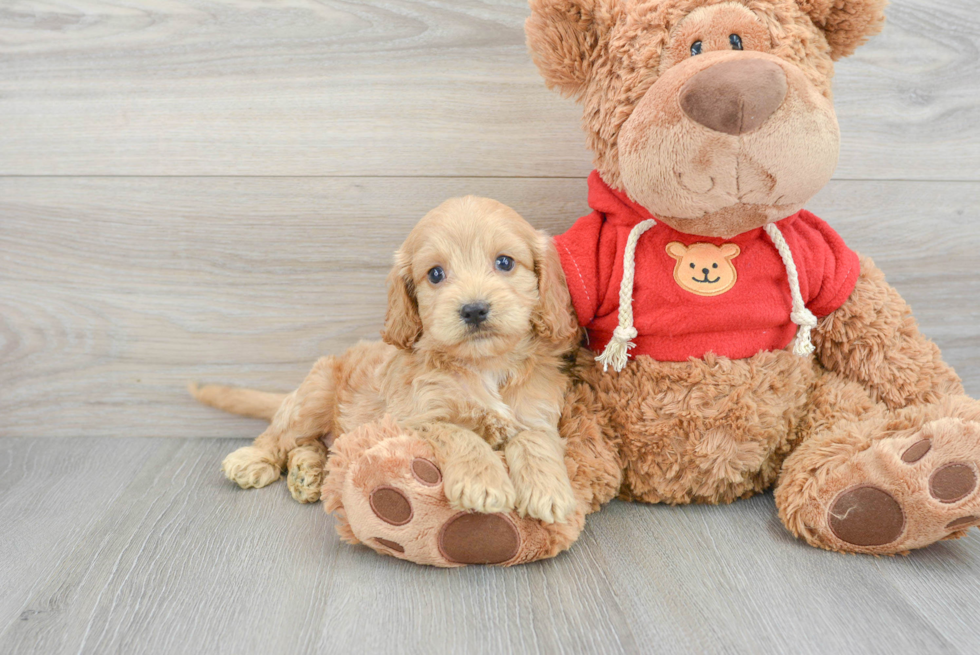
[197, 197, 582, 523]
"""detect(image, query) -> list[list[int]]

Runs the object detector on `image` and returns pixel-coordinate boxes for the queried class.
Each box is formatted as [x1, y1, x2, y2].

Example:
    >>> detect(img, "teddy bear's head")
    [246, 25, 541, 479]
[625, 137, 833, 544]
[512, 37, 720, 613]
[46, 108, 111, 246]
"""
[526, 0, 886, 239]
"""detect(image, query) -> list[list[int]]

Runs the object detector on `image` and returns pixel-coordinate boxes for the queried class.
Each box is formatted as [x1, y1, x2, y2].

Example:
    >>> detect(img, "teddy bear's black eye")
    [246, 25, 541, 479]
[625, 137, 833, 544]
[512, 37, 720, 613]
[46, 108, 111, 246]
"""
[427, 266, 445, 284]
[495, 255, 515, 272]
[729, 34, 743, 50]
[689, 262, 696, 269]
[691, 40, 703, 56]
[712, 263, 718, 269]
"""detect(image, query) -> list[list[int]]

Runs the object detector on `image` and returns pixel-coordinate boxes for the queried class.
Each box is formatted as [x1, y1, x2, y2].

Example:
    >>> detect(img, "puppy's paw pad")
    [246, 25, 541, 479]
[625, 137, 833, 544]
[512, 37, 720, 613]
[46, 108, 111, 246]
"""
[930, 463, 978, 503]
[828, 485, 905, 547]
[369, 486, 414, 526]
[438, 512, 520, 565]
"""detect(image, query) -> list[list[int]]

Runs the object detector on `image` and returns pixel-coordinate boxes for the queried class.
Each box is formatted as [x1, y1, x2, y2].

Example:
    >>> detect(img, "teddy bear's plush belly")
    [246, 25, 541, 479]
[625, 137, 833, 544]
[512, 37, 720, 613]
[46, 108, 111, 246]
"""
[576, 347, 822, 505]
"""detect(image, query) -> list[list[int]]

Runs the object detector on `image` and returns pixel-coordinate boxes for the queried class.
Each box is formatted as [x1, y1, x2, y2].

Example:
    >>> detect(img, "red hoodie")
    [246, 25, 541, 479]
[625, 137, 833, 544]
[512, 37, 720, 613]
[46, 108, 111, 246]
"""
[553, 172, 860, 362]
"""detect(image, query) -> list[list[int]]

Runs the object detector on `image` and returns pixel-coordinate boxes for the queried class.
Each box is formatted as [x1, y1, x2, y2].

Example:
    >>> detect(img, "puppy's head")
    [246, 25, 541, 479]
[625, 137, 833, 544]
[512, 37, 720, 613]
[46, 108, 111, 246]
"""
[381, 197, 578, 360]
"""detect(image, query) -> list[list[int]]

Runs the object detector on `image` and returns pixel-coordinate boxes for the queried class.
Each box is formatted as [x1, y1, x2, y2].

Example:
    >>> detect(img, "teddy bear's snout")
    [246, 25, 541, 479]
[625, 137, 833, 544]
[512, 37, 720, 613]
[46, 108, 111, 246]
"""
[679, 58, 787, 136]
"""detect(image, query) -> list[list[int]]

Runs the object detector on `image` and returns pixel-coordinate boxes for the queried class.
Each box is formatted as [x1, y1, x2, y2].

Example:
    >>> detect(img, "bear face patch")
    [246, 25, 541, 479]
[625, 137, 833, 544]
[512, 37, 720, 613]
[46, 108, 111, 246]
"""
[666, 242, 740, 296]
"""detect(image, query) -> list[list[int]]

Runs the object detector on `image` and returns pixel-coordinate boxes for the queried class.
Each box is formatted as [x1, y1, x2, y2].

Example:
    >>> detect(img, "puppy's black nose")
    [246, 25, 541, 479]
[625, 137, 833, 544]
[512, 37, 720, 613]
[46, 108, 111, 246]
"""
[460, 302, 490, 326]
[702, 268, 710, 275]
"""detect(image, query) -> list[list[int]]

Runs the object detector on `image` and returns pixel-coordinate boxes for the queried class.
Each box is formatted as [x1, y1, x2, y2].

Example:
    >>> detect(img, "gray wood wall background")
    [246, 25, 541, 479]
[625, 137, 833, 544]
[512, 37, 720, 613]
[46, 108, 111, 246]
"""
[2, 0, 979, 440]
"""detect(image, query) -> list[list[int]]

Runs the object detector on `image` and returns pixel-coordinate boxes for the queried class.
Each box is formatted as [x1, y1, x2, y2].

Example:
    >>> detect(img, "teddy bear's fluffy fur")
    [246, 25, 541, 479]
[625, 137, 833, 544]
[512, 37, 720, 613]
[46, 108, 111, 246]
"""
[515, 0, 980, 558]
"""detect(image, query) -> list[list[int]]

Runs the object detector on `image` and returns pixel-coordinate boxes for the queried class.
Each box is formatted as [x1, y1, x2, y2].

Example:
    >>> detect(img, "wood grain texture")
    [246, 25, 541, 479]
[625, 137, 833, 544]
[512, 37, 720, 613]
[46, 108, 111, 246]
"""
[0, 0, 977, 179]
[2, 177, 980, 438]
[0, 439, 158, 628]
[1, 437, 979, 655]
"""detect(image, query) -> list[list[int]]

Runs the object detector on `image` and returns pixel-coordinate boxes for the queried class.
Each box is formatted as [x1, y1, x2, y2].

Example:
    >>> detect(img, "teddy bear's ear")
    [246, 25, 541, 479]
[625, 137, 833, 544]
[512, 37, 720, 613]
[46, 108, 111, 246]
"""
[797, 0, 888, 60]
[525, 0, 618, 98]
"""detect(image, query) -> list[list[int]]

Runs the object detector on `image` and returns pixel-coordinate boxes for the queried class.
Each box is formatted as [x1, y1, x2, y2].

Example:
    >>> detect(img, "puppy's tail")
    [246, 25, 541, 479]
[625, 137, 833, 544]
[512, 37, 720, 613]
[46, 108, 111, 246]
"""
[188, 382, 287, 422]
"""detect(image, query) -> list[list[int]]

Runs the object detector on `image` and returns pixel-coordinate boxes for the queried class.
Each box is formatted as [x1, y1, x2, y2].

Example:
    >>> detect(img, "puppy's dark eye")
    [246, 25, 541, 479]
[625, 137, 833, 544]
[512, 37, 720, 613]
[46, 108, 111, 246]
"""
[691, 40, 703, 56]
[495, 255, 515, 272]
[427, 266, 445, 284]
[712, 263, 718, 269]
[690, 262, 696, 269]
[729, 34, 743, 50]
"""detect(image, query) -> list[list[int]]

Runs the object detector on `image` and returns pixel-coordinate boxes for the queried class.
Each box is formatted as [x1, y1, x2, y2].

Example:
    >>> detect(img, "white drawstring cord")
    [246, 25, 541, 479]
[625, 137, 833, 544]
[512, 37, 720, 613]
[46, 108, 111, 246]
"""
[596, 219, 656, 372]
[764, 223, 817, 357]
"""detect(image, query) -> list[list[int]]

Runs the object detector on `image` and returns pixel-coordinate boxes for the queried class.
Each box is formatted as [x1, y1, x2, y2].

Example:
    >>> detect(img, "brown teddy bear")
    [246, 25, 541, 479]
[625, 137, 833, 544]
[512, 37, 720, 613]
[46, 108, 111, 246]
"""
[233, 0, 980, 566]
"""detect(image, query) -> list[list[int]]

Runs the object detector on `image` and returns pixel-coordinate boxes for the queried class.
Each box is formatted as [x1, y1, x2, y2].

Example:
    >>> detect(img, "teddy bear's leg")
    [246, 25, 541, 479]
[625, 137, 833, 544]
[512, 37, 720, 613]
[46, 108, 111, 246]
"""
[777, 255, 980, 553]
[321, 384, 622, 566]
[776, 376, 980, 554]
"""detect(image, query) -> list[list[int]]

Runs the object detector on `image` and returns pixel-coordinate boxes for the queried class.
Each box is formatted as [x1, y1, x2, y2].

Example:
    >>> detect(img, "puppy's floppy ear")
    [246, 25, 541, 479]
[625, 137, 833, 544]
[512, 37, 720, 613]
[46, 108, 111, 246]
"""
[531, 231, 579, 347]
[797, 0, 887, 60]
[381, 251, 422, 350]
[525, 0, 618, 99]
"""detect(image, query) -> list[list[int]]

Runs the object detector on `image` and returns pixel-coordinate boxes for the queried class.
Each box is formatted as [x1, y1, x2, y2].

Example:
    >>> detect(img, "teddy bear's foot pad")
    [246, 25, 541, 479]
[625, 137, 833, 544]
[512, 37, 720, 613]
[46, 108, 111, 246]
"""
[437, 512, 521, 564]
[823, 419, 980, 552]
[369, 486, 413, 525]
[328, 420, 584, 566]
[828, 485, 905, 547]
[364, 477, 521, 564]
[373, 537, 405, 553]
[929, 462, 977, 503]
[338, 433, 529, 566]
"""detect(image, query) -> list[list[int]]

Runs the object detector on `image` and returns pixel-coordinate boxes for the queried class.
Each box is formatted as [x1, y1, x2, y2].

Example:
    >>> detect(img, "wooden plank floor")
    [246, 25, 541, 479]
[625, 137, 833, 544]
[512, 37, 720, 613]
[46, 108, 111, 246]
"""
[1, 437, 979, 655]
[3, 0, 980, 652]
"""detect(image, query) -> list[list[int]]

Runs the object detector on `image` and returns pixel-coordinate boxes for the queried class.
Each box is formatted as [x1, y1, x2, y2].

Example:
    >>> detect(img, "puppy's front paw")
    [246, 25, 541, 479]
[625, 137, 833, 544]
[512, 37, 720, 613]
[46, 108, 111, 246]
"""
[222, 446, 281, 489]
[444, 457, 516, 514]
[514, 474, 577, 524]
[287, 447, 325, 504]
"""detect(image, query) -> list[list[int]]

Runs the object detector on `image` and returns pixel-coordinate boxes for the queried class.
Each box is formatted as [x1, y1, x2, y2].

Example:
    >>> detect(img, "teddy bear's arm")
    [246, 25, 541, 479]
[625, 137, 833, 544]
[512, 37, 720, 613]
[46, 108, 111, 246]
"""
[812, 256, 963, 410]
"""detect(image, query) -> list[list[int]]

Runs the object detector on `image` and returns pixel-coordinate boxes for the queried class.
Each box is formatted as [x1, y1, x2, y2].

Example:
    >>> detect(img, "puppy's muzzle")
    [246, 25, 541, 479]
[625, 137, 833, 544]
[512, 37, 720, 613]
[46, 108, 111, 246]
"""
[460, 301, 490, 327]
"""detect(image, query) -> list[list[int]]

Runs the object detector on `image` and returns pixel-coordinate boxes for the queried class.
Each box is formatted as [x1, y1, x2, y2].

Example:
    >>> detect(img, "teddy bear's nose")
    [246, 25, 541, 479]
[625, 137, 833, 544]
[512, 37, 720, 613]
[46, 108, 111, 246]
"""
[679, 58, 787, 136]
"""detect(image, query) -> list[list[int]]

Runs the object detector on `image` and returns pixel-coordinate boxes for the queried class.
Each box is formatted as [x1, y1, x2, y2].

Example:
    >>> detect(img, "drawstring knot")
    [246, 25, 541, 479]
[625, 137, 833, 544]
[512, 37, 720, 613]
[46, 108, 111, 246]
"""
[765, 223, 816, 358]
[596, 218, 656, 372]
[596, 325, 639, 372]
